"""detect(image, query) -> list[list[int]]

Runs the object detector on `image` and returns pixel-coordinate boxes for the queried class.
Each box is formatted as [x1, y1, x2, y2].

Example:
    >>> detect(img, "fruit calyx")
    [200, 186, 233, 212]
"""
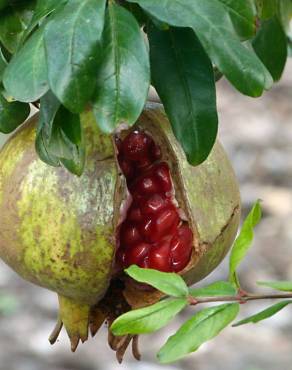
[116, 129, 193, 273]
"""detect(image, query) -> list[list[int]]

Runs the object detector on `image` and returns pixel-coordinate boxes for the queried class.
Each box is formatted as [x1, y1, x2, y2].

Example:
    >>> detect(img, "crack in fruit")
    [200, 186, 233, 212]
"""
[116, 129, 193, 272]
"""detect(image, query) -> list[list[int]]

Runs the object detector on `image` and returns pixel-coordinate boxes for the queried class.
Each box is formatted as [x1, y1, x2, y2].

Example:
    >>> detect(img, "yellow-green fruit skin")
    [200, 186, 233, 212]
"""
[0, 104, 241, 309]
[0, 111, 118, 305]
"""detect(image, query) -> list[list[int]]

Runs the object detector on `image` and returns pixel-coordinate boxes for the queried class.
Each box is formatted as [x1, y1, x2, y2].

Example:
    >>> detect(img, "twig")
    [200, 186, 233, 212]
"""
[188, 292, 292, 306]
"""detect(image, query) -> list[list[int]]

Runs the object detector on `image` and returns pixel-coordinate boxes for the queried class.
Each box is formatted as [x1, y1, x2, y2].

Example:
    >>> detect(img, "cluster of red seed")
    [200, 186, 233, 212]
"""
[116, 129, 193, 272]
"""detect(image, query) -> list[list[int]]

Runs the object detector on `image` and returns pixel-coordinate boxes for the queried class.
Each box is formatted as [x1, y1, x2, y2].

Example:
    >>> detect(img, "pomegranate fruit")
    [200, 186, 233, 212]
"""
[0, 103, 241, 358]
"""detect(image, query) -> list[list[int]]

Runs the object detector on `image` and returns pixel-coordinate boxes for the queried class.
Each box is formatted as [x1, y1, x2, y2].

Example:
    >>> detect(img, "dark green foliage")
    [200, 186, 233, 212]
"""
[0, 0, 288, 174]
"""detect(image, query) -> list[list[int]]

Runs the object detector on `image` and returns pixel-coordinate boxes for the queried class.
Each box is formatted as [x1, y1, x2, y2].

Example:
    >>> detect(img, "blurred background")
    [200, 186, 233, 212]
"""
[0, 60, 292, 370]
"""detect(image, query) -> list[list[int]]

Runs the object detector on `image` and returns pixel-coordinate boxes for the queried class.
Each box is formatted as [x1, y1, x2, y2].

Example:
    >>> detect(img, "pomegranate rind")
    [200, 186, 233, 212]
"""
[0, 111, 120, 305]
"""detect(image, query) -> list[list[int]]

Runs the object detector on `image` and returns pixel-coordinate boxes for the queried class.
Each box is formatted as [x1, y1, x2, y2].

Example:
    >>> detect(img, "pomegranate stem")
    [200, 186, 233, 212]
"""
[188, 292, 292, 305]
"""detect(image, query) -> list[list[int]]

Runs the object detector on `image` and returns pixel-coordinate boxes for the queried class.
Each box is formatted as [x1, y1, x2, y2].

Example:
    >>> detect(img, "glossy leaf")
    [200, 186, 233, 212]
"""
[50, 116, 84, 175]
[125, 265, 188, 298]
[60, 150, 85, 177]
[3, 25, 48, 102]
[0, 4, 34, 53]
[128, 0, 273, 97]
[229, 200, 262, 287]
[111, 298, 187, 335]
[36, 91, 61, 167]
[22, 0, 68, 41]
[149, 25, 217, 165]
[44, 0, 106, 113]
[189, 281, 237, 298]
[253, 16, 287, 81]
[158, 303, 239, 363]
[36, 91, 85, 175]
[218, 0, 256, 39]
[233, 300, 292, 327]
[0, 94, 30, 133]
[122, 2, 147, 26]
[257, 281, 292, 292]
[92, 2, 150, 133]
[37, 90, 60, 136]
[35, 132, 60, 167]
[48, 106, 82, 158]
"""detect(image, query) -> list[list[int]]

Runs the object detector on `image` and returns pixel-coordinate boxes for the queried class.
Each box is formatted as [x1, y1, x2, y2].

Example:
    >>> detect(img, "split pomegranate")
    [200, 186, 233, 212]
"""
[0, 107, 241, 356]
[117, 130, 193, 272]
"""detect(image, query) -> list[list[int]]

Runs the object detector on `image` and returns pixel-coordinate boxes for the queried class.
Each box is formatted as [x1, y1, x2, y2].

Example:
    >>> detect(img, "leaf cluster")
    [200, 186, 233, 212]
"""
[0, 0, 290, 174]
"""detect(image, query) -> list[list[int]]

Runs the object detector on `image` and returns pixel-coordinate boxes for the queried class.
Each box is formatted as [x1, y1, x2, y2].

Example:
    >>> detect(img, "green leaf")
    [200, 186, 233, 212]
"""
[35, 91, 61, 167]
[233, 300, 292, 327]
[229, 200, 262, 287]
[189, 281, 237, 298]
[3, 25, 48, 102]
[35, 132, 60, 167]
[0, 4, 34, 53]
[22, 0, 68, 42]
[36, 91, 85, 175]
[44, 0, 106, 113]
[122, 2, 147, 26]
[0, 1, 9, 11]
[37, 89, 60, 136]
[128, 0, 273, 97]
[0, 93, 30, 133]
[47, 106, 82, 159]
[92, 2, 150, 133]
[257, 0, 278, 20]
[158, 303, 239, 363]
[60, 149, 85, 177]
[257, 281, 292, 292]
[149, 25, 217, 165]
[218, 0, 256, 39]
[111, 298, 187, 336]
[0, 47, 7, 82]
[47, 106, 83, 165]
[252, 16, 287, 81]
[125, 265, 188, 298]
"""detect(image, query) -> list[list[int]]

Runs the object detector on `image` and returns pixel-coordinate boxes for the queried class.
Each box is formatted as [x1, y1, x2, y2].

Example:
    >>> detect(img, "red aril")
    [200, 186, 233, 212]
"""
[139, 194, 170, 215]
[170, 225, 193, 270]
[148, 241, 171, 272]
[131, 175, 160, 196]
[135, 158, 153, 171]
[153, 162, 172, 192]
[122, 130, 153, 161]
[151, 208, 179, 241]
[138, 217, 153, 241]
[117, 128, 193, 273]
[128, 205, 143, 223]
[120, 223, 142, 246]
[139, 258, 150, 268]
[125, 243, 151, 267]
